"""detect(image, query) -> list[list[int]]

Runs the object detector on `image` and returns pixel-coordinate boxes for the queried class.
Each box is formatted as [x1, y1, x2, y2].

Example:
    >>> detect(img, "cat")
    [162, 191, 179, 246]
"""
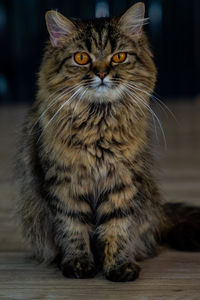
[16, 2, 200, 282]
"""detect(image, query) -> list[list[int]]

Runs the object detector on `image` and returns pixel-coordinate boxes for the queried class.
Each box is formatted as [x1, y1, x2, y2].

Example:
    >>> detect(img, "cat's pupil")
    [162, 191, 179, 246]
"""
[80, 54, 83, 60]
[118, 53, 121, 59]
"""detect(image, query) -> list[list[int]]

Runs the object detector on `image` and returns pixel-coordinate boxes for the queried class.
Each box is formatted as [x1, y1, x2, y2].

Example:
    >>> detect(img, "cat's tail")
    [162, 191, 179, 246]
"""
[162, 203, 200, 251]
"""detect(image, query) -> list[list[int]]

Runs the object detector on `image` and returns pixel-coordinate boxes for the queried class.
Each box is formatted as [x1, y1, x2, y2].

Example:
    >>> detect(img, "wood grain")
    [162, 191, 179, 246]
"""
[0, 102, 200, 299]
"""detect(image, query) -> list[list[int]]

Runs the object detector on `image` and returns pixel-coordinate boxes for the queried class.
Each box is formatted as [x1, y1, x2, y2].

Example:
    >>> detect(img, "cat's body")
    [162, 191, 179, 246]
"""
[16, 3, 200, 282]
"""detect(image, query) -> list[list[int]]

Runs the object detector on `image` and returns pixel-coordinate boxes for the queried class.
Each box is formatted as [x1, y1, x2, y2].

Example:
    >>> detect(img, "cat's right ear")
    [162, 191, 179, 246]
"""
[119, 2, 146, 39]
[45, 11, 76, 47]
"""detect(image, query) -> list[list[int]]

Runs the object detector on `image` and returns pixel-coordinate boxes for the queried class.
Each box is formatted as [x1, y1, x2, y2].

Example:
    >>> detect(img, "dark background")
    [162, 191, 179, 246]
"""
[0, 0, 200, 103]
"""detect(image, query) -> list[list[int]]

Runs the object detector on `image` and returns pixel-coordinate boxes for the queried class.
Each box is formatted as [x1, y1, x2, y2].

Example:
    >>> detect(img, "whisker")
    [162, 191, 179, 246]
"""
[123, 83, 167, 148]
[130, 89, 162, 145]
[112, 78, 177, 124]
[128, 81, 178, 124]
[30, 84, 81, 134]
[127, 87, 159, 142]
[36, 87, 83, 143]
[31, 78, 96, 134]
[118, 87, 140, 122]
[69, 87, 88, 140]
[111, 78, 167, 147]
[120, 85, 146, 117]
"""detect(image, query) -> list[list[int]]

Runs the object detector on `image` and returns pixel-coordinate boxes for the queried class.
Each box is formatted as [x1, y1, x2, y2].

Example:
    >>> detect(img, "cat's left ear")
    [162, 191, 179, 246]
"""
[119, 2, 146, 39]
[45, 10, 76, 47]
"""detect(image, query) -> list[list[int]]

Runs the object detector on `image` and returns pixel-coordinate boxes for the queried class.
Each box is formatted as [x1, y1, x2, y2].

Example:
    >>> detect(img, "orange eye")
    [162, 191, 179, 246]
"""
[74, 52, 90, 65]
[112, 52, 127, 63]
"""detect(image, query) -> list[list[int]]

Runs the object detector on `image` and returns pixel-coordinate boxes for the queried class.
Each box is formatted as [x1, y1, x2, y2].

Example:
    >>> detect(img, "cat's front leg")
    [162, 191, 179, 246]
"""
[96, 183, 141, 282]
[97, 220, 141, 282]
[49, 192, 96, 278]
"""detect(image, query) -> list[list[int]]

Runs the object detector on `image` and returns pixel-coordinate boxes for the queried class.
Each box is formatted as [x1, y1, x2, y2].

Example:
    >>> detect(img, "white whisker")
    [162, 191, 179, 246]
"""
[36, 87, 83, 143]
[128, 81, 178, 124]
[30, 79, 96, 135]
[113, 78, 166, 147]
[123, 82, 167, 148]
[120, 85, 146, 117]
[69, 88, 88, 139]
[30, 84, 81, 134]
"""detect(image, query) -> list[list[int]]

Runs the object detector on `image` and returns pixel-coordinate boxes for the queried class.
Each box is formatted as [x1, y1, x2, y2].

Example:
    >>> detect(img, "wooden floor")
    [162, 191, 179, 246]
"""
[0, 101, 200, 299]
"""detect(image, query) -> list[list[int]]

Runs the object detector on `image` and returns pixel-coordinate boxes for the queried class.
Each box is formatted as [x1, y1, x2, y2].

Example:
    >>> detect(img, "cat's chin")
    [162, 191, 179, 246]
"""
[86, 86, 122, 103]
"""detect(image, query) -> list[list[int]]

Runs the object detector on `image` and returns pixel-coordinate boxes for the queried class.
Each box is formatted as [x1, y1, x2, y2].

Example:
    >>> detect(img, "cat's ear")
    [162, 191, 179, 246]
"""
[119, 2, 146, 39]
[45, 11, 76, 47]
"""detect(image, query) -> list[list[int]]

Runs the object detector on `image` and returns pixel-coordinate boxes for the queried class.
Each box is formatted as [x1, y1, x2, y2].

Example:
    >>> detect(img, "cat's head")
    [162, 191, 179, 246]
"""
[42, 2, 156, 104]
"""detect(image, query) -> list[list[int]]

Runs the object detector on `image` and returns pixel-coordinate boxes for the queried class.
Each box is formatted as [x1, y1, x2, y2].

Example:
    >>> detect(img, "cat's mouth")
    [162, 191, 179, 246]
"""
[85, 76, 122, 101]
[96, 81, 110, 88]
[91, 77, 113, 92]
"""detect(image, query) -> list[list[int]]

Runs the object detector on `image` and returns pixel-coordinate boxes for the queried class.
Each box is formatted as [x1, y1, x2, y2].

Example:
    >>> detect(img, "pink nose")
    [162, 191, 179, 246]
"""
[96, 71, 108, 80]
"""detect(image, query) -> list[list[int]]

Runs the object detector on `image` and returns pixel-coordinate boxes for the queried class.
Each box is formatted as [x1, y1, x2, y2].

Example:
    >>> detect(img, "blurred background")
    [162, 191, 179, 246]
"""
[0, 0, 200, 103]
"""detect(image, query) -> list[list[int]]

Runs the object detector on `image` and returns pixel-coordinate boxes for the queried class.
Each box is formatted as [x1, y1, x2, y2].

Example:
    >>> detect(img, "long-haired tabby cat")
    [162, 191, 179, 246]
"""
[16, 2, 200, 282]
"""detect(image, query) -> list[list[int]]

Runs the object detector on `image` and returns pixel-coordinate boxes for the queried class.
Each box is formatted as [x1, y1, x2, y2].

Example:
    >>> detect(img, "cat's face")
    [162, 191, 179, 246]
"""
[43, 3, 156, 104]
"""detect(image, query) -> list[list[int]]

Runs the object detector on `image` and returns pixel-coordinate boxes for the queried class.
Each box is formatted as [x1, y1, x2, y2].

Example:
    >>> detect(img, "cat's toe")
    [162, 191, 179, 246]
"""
[105, 262, 140, 282]
[61, 257, 97, 279]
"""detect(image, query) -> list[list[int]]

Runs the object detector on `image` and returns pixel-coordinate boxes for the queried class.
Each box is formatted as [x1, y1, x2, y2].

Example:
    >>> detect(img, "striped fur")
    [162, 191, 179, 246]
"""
[16, 3, 200, 282]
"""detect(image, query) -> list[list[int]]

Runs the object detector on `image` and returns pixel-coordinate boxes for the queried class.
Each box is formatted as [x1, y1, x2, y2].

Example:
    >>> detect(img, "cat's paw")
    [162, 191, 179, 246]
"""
[61, 257, 97, 279]
[105, 262, 141, 282]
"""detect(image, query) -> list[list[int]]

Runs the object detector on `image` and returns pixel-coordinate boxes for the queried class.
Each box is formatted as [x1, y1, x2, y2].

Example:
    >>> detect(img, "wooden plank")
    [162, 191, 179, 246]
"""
[0, 251, 200, 299]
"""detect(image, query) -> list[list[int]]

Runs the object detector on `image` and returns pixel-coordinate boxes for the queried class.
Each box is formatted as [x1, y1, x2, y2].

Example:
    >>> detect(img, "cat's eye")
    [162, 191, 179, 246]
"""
[74, 52, 90, 65]
[111, 52, 127, 64]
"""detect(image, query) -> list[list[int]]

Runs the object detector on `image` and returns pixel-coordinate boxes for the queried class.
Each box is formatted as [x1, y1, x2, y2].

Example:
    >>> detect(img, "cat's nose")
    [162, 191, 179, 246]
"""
[95, 71, 108, 80]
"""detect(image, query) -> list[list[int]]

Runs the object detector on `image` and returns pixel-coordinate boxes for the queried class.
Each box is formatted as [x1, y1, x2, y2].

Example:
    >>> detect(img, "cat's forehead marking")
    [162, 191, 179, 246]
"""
[88, 22, 116, 55]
